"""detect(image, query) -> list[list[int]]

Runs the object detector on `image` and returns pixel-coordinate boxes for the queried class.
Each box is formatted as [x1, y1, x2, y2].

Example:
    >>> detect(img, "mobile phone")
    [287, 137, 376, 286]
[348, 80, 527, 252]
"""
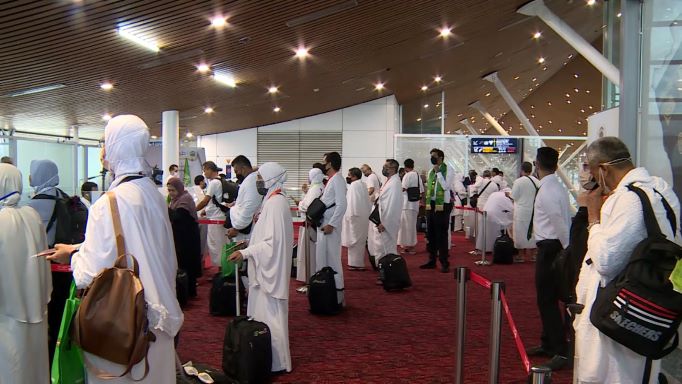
[33, 248, 56, 258]
[583, 179, 599, 191]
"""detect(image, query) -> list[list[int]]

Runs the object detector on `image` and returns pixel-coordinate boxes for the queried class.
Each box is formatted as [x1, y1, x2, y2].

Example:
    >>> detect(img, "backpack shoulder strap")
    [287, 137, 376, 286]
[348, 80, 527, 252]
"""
[525, 176, 538, 191]
[626, 184, 664, 238]
[33, 193, 60, 232]
[654, 189, 677, 235]
[479, 180, 492, 195]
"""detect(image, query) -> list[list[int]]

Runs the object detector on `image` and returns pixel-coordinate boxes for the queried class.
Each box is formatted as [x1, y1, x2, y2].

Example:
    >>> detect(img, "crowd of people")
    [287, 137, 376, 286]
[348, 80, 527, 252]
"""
[1, 112, 679, 384]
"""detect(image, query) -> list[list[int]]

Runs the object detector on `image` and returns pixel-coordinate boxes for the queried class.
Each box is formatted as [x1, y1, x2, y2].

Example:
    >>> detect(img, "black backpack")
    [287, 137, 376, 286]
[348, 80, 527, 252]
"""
[590, 184, 682, 364]
[308, 267, 343, 315]
[222, 316, 272, 384]
[33, 188, 88, 246]
[493, 230, 515, 265]
[378, 254, 412, 291]
[211, 179, 239, 213]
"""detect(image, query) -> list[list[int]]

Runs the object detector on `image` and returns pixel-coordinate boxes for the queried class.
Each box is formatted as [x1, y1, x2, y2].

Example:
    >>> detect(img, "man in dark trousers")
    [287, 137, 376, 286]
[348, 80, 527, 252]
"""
[419, 148, 455, 273]
[526, 147, 572, 370]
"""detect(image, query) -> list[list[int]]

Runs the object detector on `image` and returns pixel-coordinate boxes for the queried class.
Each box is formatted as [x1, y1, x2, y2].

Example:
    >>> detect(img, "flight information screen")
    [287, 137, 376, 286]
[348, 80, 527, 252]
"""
[470, 137, 519, 154]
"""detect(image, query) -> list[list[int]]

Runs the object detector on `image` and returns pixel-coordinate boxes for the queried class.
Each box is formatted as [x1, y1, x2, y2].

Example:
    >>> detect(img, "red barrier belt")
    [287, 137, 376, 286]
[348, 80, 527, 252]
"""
[51, 264, 71, 273]
[468, 271, 530, 374]
[197, 219, 225, 225]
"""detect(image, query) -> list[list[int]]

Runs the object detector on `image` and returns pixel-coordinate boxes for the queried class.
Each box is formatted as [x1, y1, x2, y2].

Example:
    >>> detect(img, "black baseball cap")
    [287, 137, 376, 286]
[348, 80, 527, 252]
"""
[202, 161, 222, 172]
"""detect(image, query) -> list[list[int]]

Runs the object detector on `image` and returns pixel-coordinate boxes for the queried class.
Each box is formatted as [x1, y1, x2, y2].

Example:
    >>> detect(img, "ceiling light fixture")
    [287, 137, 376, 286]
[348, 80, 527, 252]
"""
[421, 85, 428, 91]
[268, 86, 279, 94]
[574, 73, 580, 78]
[186, 131, 193, 138]
[196, 63, 211, 73]
[533, 31, 542, 39]
[438, 26, 453, 38]
[587, 0, 596, 6]
[204, 107, 214, 113]
[514, 76, 520, 80]
[151, 135, 158, 139]
[485, 92, 491, 97]
[417, 118, 422, 122]
[102, 113, 112, 121]
[213, 72, 237, 87]
[538, 57, 545, 64]
[100, 82, 113, 91]
[117, 27, 160, 52]
[210, 16, 228, 28]
[617, 12, 622, 18]
[374, 82, 385, 91]
[294, 47, 310, 59]
[434, 75, 442, 83]
[423, 104, 429, 108]
[4, 83, 65, 97]
[273, 106, 281, 112]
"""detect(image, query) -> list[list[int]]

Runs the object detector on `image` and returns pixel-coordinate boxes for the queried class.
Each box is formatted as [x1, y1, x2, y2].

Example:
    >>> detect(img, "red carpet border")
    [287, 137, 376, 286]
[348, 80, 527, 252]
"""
[177, 233, 573, 383]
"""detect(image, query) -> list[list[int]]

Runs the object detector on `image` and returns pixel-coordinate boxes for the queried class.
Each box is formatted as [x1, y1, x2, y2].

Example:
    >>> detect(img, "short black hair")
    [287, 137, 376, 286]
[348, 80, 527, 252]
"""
[536, 147, 559, 171]
[324, 152, 342, 171]
[231, 155, 252, 168]
[0, 156, 13, 164]
[521, 161, 532, 174]
[169, 164, 178, 172]
[430, 148, 444, 159]
[469, 170, 477, 177]
[202, 161, 220, 172]
[386, 159, 400, 170]
[194, 175, 205, 185]
[404, 158, 415, 169]
[349, 167, 362, 180]
[492, 167, 500, 175]
[81, 181, 98, 192]
[312, 162, 326, 174]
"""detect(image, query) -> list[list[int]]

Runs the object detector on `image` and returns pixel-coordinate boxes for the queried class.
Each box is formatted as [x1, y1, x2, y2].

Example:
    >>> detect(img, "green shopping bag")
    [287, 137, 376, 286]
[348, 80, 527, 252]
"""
[51, 282, 85, 384]
[221, 242, 240, 278]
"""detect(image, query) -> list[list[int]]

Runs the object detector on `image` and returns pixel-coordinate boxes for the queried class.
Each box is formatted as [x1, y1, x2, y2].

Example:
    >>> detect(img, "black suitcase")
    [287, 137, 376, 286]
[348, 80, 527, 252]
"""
[176, 269, 189, 307]
[222, 267, 272, 384]
[378, 254, 412, 291]
[493, 230, 515, 264]
[308, 267, 342, 315]
[209, 272, 244, 316]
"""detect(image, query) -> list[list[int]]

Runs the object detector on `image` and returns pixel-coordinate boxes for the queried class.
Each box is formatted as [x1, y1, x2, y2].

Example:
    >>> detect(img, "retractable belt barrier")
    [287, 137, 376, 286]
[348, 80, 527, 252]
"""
[454, 267, 532, 384]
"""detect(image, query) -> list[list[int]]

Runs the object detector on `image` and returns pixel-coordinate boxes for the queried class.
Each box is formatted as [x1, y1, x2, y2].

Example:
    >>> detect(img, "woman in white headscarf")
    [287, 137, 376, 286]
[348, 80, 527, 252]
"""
[48, 115, 183, 383]
[0, 163, 52, 383]
[27, 159, 61, 245]
[229, 162, 293, 373]
[295, 168, 324, 282]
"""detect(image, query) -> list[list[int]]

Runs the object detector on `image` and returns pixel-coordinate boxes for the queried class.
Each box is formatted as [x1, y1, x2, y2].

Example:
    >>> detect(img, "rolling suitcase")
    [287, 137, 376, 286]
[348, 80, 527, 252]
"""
[378, 254, 412, 291]
[308, 267, 343, 315]
[209, 271, 245, 316]
[222, 266, 272, 384]
[493, 230, 515, 264]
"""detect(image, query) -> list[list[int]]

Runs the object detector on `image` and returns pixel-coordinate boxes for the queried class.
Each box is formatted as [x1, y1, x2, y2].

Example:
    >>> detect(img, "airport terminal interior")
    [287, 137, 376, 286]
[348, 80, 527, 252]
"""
[1, 0, 681, 383]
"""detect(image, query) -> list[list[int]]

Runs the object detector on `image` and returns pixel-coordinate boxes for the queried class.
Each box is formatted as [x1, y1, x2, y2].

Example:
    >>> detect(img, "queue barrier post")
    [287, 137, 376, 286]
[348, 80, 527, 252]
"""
[488, 281, 505, 384]
[475, 210, 491, 266]
[530, 366, 552, 384]
[454, 267, 470, 384]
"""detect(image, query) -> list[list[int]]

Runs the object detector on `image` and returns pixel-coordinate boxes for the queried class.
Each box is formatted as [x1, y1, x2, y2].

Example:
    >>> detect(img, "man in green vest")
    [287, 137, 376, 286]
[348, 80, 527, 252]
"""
[420, 148, 455, 273]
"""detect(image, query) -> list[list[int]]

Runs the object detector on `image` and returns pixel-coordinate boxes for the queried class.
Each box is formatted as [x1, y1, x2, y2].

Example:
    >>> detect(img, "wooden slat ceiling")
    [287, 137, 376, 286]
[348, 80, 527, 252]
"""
[0, 0, 604, 140]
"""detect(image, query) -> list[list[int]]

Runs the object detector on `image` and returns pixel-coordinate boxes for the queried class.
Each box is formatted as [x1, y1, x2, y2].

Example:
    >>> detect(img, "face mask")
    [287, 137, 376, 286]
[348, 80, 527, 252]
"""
[382, 167, 390, 177]
[324, 163, 332, 175]
[236, 174, 245, 183]
[598, 167, 611, 194]
[430, 156, 438, 165]
[346, 177, 352, 184]
[256, 180, 267, 196]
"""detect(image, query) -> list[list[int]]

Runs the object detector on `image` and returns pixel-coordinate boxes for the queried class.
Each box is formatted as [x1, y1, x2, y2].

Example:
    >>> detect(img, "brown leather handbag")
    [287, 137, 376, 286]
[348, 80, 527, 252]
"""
[71, 191, 156, 380]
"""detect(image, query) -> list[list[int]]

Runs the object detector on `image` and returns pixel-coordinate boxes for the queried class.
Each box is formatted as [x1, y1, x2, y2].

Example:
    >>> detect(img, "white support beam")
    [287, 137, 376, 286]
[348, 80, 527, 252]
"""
[483, 72, 539, 136]
[559, 141, 587, 170]
[459, 119, 478, 135]
[468, 101, 508, 136]
[162, 110, 180, 182]
[518, 0, 620, 86]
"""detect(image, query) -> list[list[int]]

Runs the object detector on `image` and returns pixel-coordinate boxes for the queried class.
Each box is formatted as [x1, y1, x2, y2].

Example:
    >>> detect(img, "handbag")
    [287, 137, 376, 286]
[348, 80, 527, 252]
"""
[406, 187, 420, 202]
[369, 203, 381, 225]
[306, 198, 335, 227]
[221, 242, 242, 278]
[469, 181, 491, 209]
[51, 281, 85, 384]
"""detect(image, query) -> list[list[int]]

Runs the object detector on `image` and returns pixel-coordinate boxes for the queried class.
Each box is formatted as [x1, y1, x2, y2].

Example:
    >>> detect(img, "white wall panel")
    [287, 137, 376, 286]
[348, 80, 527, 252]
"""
[341, 104, 387, 131]
[299, 110, 342, 132]
[257, 120, 298, 133]
[198, 134, 218, 159]
[342, 130, 388, 157]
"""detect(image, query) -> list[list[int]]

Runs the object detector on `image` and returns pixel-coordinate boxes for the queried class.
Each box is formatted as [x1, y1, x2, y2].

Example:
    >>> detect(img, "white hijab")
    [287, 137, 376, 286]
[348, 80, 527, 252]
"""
[104, 115, 150, 187]
[308, 168, 324, 185]
[259, 162, 287, 204]
[0, 164, 51, 323]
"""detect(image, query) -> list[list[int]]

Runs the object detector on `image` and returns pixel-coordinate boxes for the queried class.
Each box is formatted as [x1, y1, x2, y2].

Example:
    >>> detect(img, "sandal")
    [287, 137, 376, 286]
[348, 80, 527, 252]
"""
[182, 362, 215, 384]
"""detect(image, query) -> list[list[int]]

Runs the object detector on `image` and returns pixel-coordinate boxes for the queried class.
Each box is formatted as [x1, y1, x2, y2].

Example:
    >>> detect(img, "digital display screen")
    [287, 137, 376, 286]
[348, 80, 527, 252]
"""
[470, 138, 519, 154]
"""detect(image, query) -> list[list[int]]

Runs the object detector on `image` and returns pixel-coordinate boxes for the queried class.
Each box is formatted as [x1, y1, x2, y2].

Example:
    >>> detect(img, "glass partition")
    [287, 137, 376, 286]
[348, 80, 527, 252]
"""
[401, 91, 444, 134]
[16, 139, 76, 199]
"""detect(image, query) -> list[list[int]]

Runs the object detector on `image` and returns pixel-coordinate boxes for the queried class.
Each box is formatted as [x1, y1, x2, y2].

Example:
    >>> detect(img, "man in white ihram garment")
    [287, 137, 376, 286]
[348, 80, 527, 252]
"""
[482, 189, 514, 242]
[397, 158, 424, 254]
[227, 155, 262, 244]
[368, 159, 403, 275]
[510, 161, 539, 263]
[316, 152, 347, 305]
[49, 115, 183, 383]
[195, 160, 226, 266]
[474, 170, 500, 253]
[228, 162, 293, 373]
[574, 137, 681, 384]
[296, 168, 324, 282]
[342, 167, 371, 270]
[0, 163, 52, 383]
[361, 164, 381, 203]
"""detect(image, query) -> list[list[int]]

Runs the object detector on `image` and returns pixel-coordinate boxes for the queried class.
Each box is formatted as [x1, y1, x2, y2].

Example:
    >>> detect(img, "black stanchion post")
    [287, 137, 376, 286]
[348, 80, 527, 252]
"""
[489, 281, 505, 384]
[454, 267, 470, 384]
[530, 366, 552, 384]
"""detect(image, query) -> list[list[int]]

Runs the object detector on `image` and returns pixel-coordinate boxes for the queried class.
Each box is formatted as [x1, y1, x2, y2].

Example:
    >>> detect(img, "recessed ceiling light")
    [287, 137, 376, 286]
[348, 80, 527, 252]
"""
[186, 131, 193, 138]
[268, 86, 279, 94]
[589, 105, 593, 109]
[196, 63, 211, 73]
[151, 135, 158, 139]
[565, 93, 571, 97]
[566, 100, 572, 104]
[438, 26, 453, 38]
[578, 121, 583, 125]
[574, 88, 579, 92]
[421, 85, 428, 91]
[581, 109, 586, 113]
[542, 67, 548, 71]
[374, 82, 385, 91]
[585, 90, 591, 94]
[485, 92, 491, 97]
[213, 72, 237, 87]
[434, 75, 442, 83]
[530, 105, 535, 109]
[617, 12, 622, 18]
[102, 113, 112, 121]
[313, 88, 320, 92]
[514, 76, 520, 80]
[204, 107, 214, 113]
[574, 73, 580, 78]
[417, 118, 422, 122]
[538, 57, 545, 64]
[587, 0, 596, 6]
[273, 106, 281, 112]
[533, 31, 542, 39]
[100, 82, 113, 91]
[294, 47, 310, 59]
[117, 27, 160, 52]
[547, 101, 552, 106]
[548, 120, 553, 124]
[210, 16, 228, 28]
[423, 104, 429, 108]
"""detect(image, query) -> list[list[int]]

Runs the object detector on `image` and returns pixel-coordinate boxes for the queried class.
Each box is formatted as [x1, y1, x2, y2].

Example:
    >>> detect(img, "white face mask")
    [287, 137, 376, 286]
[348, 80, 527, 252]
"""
[597, 157, 631, 194]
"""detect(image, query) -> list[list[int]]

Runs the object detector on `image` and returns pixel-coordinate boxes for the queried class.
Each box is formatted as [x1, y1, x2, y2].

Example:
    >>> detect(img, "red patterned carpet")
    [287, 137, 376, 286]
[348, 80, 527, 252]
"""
[177, 232, 573, 383]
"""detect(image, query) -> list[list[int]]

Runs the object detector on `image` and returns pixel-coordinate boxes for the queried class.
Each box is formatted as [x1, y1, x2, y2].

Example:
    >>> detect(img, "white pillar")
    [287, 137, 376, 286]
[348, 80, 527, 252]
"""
[518, 0, 620, 86]
[72, 126, 79, 196]
[483, 72, 540, 136]
[162, 110, 180, 182]
[468, 101, 508, 136]
[459, 119, 478, 135]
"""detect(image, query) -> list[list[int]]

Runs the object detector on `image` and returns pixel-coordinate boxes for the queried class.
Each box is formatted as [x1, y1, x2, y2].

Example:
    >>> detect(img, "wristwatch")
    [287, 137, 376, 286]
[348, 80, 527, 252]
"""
[587, 220, 600, 231]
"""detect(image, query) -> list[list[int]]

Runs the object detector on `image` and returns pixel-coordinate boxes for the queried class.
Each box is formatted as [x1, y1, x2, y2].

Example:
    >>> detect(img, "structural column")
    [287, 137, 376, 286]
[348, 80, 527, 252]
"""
[469, 101, 508, 136]
[618, 0, 641, 163]
[72, 125, 79, 195]
[518, 0, 620, 86]
[162, 110, 180, 182]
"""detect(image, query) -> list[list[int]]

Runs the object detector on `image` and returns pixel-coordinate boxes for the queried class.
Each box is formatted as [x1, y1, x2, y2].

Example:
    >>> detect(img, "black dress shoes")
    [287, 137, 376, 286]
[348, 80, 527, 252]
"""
[539, 355, 569, 371]
[525, 345, 553, 357]
[419, 262, 436, 269]
[440, 265, 450, 273]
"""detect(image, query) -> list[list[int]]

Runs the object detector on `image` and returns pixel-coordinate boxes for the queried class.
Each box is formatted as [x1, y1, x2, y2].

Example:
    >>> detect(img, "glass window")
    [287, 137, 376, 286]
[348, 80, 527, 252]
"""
[401, 91, 444, 134]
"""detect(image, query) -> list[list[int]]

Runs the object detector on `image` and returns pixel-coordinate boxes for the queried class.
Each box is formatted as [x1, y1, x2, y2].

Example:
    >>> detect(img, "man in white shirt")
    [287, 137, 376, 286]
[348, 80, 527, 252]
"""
[227, 155, 262, 243]
[368, 159, 403, 272]
[316, 152, 348, 306]
[574, 137, 680, 383]
[80, 181, 98, 209]
[450, 173, 467, 232]
[474, 170, 500, 254]
[196, 161, 226, 266]
[397, 158, 424, 254]
[420, 148, 455, 273]
[492, 167, 508, 190]
[361, 164, 381, 203]
[526, 147, 571, 370]
[342, 167, 371, 270]
[510, 162, 540, 262]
